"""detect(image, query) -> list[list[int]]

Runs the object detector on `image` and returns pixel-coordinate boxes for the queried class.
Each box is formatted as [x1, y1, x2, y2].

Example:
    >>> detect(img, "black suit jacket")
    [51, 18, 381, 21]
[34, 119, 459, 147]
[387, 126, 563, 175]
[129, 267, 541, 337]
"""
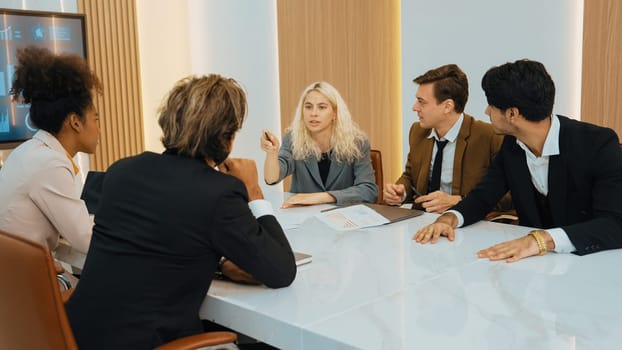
[66, 152, 296, 350]
[454, 115, 622, 255]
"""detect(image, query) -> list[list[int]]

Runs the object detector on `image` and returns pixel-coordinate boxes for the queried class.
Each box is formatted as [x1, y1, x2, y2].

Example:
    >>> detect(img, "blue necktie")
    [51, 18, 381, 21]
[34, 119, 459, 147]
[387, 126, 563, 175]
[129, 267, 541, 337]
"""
[428, 139, 448, 193]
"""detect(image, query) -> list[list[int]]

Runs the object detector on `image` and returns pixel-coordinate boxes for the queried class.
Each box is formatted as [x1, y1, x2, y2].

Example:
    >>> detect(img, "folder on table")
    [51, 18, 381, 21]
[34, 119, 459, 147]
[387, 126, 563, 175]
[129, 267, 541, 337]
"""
[363, 203, 424, 223]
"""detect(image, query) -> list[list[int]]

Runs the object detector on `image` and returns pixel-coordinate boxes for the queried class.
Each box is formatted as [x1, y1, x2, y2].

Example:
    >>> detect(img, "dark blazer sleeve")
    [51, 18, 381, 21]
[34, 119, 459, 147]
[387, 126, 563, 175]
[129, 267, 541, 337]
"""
[560, 128, 622, 255]
[209, 180, 296, 288]
[452, 136, 513, 226]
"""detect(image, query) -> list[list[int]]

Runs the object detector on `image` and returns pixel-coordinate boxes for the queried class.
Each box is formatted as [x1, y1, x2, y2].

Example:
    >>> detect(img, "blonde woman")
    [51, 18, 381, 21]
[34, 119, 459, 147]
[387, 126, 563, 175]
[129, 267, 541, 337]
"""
[262, 81, 377, 208]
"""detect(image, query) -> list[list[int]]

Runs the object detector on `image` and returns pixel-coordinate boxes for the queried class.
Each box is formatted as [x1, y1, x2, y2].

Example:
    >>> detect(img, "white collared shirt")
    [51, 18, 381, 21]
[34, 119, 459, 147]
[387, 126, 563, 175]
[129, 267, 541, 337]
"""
[515, 115, 575, 253]
[515, 115, 561, 195]
[0, 130, 93, 253]
[428, 114, 464, 194]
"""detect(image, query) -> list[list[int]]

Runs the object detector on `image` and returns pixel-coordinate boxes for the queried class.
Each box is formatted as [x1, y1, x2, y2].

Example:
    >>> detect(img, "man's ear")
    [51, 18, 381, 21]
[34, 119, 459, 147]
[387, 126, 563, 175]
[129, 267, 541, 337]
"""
[507, 107, 521, 121]
[443, 99, 455, 114]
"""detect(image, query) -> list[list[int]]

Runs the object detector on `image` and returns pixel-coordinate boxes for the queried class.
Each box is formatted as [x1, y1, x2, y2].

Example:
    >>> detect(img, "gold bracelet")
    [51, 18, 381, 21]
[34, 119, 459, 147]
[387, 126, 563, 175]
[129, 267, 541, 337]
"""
[528, 230, 547, 256]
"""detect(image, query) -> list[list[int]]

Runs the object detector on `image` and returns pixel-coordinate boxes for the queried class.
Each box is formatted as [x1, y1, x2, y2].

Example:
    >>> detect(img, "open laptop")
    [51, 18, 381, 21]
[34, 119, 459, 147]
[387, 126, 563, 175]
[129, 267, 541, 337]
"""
[361, 203, 424, 224]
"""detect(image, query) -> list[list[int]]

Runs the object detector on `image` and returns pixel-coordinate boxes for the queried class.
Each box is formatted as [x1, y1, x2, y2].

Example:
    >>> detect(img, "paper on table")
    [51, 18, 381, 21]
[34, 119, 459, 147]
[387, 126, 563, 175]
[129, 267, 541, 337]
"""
[315, 204, 389, 231]
[275, 212, 309, 229]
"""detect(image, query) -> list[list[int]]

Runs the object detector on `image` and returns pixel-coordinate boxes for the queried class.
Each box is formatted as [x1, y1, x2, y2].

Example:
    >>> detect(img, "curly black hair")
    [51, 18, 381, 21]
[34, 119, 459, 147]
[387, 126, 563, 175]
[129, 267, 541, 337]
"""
[481, 59, 555, 122]
[9, 46, 102, 134]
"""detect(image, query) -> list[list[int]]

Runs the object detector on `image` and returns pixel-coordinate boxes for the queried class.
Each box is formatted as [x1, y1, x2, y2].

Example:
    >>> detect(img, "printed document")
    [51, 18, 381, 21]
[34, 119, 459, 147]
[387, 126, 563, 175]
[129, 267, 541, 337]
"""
[316, 204, 390, 231]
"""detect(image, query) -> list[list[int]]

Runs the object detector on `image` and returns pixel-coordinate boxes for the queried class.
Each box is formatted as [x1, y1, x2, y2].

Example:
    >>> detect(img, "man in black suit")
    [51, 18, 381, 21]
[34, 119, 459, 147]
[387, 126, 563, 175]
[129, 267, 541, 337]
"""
[66, 75, 297, 350]
[414, 59, 622, 262]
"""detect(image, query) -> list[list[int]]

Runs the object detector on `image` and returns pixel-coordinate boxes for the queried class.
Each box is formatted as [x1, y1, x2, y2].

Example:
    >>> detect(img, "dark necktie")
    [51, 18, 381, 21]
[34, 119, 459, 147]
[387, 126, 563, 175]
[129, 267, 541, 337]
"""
[428, 139, 449, 193]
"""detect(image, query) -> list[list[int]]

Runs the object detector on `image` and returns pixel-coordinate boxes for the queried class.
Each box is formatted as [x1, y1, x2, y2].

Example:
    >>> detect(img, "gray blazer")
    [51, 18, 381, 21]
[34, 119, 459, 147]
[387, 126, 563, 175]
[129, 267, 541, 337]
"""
[274, 132, 378, 205]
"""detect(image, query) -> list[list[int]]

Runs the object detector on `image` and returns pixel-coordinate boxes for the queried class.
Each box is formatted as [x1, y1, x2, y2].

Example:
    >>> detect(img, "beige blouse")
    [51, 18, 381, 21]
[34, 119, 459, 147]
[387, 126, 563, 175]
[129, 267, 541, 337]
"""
[0, 130, 92, 253]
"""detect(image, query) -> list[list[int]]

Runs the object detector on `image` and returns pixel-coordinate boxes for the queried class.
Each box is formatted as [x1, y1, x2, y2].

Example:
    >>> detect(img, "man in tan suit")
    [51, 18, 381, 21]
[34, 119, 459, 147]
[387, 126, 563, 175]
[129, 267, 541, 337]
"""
[385, 64, 505, 213]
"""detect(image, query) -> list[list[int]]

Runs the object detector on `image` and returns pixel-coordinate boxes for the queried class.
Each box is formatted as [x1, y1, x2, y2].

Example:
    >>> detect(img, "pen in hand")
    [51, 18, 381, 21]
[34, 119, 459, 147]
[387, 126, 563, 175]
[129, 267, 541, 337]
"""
[410, 185, 422, 199]
[263, 130, 275, 146]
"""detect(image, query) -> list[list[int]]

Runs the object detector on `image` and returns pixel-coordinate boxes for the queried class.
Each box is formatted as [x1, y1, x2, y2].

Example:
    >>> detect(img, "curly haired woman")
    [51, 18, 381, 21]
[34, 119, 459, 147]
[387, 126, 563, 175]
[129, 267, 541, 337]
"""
[0, 46, 102, 253]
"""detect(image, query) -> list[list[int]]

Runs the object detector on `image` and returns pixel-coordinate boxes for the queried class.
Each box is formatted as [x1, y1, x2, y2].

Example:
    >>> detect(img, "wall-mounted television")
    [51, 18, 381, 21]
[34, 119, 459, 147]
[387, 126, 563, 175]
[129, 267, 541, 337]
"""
[0, 8, 86, 149]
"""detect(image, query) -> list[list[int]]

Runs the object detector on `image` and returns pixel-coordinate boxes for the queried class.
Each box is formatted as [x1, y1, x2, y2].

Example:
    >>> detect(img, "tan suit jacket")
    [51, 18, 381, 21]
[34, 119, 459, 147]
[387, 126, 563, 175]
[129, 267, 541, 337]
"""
[397, 114, 505, 204]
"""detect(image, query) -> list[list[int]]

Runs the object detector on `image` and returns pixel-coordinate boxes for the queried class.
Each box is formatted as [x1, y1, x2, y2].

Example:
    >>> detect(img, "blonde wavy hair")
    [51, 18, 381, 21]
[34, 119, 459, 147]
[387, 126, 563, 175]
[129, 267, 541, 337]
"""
[288, 82, 366, 163]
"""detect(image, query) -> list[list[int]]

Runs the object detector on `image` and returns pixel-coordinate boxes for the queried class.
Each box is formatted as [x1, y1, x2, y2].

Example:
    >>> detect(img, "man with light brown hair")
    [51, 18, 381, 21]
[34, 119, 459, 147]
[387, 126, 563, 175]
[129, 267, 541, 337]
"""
[66, 74, 296, 349]
[385, 64, 507, 213]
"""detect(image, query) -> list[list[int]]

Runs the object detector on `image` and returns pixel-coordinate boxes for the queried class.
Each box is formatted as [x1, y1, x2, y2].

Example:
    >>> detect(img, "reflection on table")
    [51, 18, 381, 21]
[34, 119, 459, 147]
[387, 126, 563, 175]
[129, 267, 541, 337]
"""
[201, 192, 622, 350]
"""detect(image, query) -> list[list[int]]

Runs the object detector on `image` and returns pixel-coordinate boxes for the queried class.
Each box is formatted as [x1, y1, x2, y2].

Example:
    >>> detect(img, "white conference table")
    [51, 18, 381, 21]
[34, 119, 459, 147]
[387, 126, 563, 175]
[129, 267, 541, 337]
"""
[200, 193, 622, 350]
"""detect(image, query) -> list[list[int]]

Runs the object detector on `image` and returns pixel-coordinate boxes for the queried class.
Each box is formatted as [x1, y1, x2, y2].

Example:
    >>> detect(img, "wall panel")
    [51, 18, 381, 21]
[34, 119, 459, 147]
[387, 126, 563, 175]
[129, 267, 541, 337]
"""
[582, 0, 622, 136]
[78, 0, 144, 170]
[277, 0, 402, 186]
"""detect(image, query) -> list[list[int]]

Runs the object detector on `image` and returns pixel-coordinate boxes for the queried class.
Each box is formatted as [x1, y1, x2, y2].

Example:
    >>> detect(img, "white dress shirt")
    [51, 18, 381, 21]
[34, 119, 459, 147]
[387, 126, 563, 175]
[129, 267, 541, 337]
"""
[428, 114, 464, 194]
[515, 115, 575, 253]
[451, 115, 576, 253]
[0, 130, 93, 253]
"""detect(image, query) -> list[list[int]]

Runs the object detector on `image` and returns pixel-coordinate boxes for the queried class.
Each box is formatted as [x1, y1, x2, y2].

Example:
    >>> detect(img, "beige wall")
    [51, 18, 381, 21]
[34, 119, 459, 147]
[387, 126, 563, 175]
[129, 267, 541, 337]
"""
[277, 0, 403, 185]
[75, 0, 622, 174]
[135, 0, 191, 153]
[582, 0, 622, 137]
[79, 0, 193, 168]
